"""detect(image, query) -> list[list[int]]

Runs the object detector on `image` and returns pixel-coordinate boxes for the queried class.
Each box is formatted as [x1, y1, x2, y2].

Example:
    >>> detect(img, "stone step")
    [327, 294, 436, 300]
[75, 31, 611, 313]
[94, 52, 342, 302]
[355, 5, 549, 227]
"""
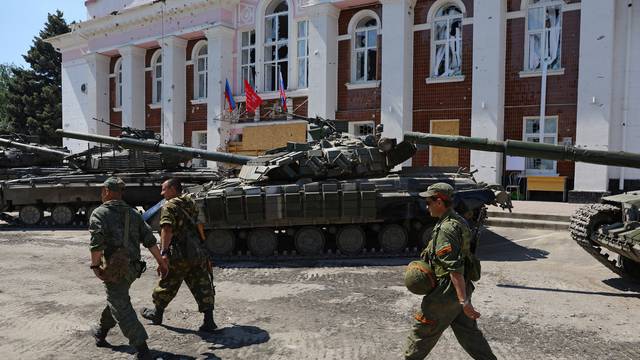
[486, 217, 569, 231]
[487, 211, 570, 222]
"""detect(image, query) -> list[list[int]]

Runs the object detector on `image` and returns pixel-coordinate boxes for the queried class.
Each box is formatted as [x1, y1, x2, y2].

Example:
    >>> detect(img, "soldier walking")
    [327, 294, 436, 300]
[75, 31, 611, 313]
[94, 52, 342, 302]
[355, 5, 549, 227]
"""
[89, 177, 168, 360]
[404, 183, 496, 360]
[141, 178, 217, 332]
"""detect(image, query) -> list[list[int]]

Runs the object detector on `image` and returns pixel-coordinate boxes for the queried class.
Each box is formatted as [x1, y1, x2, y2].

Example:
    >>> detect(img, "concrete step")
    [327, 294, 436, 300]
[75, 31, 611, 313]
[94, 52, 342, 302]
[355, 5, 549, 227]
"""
[487, 211, 570, 222]
[486, 217, 569, 231]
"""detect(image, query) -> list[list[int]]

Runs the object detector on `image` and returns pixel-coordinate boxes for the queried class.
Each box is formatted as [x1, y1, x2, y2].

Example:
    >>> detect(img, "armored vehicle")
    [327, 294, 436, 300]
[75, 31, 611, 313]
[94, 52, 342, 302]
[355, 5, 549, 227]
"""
[60, 124, 512, 258]
[404, 131, 640, 280]
[0, 136, 69, 180]
[0, 130, 220, 227]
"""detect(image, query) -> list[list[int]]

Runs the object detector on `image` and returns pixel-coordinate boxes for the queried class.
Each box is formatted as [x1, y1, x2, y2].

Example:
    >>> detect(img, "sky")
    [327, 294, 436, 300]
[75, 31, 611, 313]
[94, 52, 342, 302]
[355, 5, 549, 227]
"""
[0, 1, 87, 68]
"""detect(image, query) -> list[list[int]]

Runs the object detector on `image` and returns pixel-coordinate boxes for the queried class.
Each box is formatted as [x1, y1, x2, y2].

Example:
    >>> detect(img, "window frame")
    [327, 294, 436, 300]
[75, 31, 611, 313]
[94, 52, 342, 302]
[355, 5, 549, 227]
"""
[351, 15, 379, 84]
[192, 40, 208, 101]
[524, 0, 564, 72]
[191, 130, 208, 168]
[150, 49, 163, 105]
[348, 120, 375, 137]
[522, 115, 559, 175]
[430, 4, 463, 78]
[114, 58, 123, 109]
[263, 0, 289, 92]
[240, 30, 257, 94]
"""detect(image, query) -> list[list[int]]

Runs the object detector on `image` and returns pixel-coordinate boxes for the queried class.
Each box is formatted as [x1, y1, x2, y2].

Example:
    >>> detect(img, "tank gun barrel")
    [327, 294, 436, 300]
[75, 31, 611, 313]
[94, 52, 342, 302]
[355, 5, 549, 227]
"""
[56, 130, 254, 165]
[0, 137, 69, 159]
[404, 132, 640, 169]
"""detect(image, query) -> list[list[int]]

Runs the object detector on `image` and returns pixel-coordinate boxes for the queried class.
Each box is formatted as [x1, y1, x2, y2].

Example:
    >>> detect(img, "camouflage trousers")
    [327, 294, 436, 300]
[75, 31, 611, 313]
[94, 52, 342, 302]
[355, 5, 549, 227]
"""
[404, 288, 495, 360]
[99, 271, 148, 347]
[152, 258, 215, 312]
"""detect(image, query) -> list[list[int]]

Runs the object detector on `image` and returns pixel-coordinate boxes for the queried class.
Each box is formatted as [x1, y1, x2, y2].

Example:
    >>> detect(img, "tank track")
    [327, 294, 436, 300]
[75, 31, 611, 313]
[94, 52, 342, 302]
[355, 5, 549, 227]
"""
[569, 203, 627, 278]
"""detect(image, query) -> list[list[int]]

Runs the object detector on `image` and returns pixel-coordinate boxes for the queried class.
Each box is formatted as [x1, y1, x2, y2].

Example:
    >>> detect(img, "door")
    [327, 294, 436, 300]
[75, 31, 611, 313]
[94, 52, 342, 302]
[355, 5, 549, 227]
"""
[429, 119, 459, 167]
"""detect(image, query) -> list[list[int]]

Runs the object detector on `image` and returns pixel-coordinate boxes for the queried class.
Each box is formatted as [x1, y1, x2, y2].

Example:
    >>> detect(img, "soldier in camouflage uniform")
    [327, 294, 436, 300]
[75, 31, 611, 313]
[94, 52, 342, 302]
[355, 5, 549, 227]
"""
[89, 177, 168, 360]
[404, 183, 496, 360]
[141, 178, 217, 332]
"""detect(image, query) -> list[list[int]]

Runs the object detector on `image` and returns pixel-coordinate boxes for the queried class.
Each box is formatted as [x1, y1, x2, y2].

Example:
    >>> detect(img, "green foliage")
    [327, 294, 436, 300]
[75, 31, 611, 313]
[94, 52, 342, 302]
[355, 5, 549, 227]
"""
[5, 10, 70, 145]
[0, 63, 16, 134]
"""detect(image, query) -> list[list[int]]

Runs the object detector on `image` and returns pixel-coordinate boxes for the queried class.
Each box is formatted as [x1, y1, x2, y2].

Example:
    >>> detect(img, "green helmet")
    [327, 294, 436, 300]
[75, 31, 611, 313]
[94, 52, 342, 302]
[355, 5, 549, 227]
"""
[404, 260, 436, 295]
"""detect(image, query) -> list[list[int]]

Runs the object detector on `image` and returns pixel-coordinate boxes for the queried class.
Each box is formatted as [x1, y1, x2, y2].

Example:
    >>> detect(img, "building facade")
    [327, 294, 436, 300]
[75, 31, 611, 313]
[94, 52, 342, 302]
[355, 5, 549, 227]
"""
[48, 0, 640, 199]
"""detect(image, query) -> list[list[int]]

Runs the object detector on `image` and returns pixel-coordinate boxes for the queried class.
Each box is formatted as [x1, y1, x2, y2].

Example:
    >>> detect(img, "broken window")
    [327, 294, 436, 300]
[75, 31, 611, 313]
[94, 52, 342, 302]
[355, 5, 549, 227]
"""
[526, 0, 562, 71]
[297, 20, 309, 88]
[193, 41, 208, 100]
[241, 30, 256, 94]
[432, 5, 462, 78]
[151, 50, 162, 104]
[523, 116, 558, 173]
[353, 16, 378, 83]
[264, 0, 288, 92]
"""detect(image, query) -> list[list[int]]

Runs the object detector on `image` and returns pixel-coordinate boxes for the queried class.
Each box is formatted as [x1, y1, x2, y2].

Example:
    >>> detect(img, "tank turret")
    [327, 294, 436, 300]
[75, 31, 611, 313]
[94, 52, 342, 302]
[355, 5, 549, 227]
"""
[0, 137, 68, 168]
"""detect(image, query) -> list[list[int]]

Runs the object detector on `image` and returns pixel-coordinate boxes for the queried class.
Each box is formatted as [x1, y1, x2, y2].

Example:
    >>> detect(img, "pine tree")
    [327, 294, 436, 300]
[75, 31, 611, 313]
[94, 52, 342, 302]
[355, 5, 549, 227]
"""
[0, 63, 16, 133]
[5, 10, 70, 144]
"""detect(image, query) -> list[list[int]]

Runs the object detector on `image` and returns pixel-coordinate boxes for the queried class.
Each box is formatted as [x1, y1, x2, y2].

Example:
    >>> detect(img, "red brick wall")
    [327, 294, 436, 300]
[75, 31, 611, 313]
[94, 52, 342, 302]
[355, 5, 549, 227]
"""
[504, 9, 580, 179]
[336, 5, 382, 125]
[412, 0, 474, 168]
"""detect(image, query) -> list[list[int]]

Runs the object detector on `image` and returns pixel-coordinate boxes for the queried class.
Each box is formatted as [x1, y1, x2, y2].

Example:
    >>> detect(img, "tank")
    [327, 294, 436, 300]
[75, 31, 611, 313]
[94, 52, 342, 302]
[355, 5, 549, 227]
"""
[0, 130, 221, 227]
[0, 136, 69, 180]
[403, 131, 640, 280]
[59, 124, 512, 259]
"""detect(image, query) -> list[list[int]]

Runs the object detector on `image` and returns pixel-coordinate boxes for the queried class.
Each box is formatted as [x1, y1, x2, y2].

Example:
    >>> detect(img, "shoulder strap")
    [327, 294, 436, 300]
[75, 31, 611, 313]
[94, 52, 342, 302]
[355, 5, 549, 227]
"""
[175, 202, 198, 226]
[123, 209, 131, 245]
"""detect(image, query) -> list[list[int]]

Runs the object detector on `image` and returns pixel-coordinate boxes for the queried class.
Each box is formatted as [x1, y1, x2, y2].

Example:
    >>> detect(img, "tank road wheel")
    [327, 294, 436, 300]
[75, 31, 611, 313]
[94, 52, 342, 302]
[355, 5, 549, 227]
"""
[19, 206, 43, 226]
[51, 205, 75, 225]
[379, 224, 408, 253]
[336, 225, 366, 255]
[205, 230, 236, 255]
[419, 226, 434, 250]
[247, 229, 278, 257]
[295, 227, 326, 256]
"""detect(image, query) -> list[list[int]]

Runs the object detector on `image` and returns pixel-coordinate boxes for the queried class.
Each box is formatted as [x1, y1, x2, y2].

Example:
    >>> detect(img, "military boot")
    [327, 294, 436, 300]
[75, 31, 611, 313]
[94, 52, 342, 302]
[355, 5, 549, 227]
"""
[91, 325, 109, 348]
[140, 306, 164, 325]
[135, 342, 152, 360]
[198, 310, 218, 332]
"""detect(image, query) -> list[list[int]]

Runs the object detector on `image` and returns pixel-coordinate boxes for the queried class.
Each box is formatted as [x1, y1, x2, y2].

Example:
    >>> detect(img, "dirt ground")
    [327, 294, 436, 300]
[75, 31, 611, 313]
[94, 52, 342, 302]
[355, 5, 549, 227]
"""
[0, 226, 639, 360]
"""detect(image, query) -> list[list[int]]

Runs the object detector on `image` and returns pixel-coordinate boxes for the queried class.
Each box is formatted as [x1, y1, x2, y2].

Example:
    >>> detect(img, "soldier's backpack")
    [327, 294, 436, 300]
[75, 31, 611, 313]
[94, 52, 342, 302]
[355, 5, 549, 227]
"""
[170, 203, 208, 263]
[101, 211, 132, 283]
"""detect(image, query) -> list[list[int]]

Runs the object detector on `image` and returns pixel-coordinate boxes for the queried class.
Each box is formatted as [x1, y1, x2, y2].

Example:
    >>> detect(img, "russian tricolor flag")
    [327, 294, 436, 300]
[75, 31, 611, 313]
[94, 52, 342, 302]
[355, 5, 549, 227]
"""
[278, 70, 287, 112]
[224, 79, 236, 112]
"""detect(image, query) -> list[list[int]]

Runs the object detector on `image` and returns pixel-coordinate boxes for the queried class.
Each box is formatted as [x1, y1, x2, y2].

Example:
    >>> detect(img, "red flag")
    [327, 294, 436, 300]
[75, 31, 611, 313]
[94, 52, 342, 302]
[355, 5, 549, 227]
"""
[244, 79, 262, 113]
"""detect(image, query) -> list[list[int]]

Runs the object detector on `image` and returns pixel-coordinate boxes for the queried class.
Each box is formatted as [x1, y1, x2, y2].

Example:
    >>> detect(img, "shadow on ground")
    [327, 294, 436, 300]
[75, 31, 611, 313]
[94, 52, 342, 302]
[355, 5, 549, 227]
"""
[496, 283, 640, 298]
[105, 343, 196, 360]
[476, 230, 549, 262]
[162, 323, 270, 357]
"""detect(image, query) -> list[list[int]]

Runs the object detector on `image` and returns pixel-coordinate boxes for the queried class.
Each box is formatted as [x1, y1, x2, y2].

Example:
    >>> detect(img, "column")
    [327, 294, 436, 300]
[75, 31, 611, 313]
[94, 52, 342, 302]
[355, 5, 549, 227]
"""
[204, 25, 235, 168]
[118, 45, 146, 130]
[60, 53, 110, 153]
[470, 0, 506, 184]
[161, 36, 188, 145]
[306, 2, 339, 119]
[574, 0, 616, 194]
[380, 0, 414, 151]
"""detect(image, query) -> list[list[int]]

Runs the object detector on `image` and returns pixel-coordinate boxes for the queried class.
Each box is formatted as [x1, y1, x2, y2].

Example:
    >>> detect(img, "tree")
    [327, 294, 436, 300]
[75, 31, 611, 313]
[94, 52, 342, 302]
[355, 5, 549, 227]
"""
[0, 63, 16, 133]
[5, 10, 70, 144]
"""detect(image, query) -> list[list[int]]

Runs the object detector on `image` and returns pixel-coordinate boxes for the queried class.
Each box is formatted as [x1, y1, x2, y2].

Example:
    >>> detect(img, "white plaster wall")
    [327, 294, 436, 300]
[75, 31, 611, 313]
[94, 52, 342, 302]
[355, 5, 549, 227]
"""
[307, 3, 339, 119]
[574, 0, 616, 192]
[86, 0, 152, 19]
[61, 59, 92, 153]
[470, 0, 505, 184]
[380, 0, 414, 148]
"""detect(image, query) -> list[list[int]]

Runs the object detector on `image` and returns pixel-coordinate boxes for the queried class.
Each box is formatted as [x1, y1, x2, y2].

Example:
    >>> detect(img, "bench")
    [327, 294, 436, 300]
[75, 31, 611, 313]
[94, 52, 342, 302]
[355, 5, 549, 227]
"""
[526, 175, 567, 202]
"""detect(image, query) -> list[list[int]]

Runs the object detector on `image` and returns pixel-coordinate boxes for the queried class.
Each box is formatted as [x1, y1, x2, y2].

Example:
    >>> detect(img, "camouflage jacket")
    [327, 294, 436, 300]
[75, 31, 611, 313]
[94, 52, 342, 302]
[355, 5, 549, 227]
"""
[89, 200, 157, 261]
[160, 194, 201, 253]
[421, 208, 471, 279]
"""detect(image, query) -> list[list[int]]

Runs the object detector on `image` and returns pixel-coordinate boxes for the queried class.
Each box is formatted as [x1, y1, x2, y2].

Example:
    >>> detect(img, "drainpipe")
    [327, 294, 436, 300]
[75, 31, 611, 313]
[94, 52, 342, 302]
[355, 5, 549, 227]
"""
[620, 0, 634, 191]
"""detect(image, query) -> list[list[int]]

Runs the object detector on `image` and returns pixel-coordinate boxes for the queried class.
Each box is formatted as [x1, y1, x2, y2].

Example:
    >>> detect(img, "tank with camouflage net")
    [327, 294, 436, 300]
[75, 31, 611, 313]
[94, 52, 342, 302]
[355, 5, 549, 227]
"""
[59, 120, 512, 259]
